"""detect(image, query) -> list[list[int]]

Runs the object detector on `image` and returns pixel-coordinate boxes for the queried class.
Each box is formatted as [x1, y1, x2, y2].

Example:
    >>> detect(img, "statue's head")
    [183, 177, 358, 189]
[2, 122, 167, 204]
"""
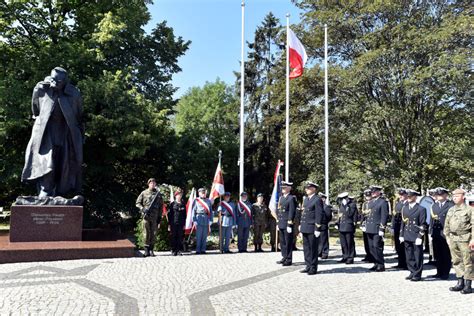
[49, 67, 68, 91]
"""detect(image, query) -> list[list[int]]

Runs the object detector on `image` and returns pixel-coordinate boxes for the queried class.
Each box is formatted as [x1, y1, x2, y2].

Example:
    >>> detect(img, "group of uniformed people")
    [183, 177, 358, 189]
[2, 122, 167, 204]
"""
[136, 178, 473, 294]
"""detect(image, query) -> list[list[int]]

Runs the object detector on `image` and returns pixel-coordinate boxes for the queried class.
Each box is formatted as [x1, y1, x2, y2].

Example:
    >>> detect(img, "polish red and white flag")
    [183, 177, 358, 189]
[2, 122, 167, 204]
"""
[288, 28, 308, 79]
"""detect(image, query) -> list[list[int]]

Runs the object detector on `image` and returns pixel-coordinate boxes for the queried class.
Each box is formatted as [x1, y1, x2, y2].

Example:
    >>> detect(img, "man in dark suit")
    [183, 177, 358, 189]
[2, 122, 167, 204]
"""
[276, 181, 297, 266]
[429, 187, 455, 279]
[336, 192, 358, 264]
[392, 188, 408, 269]
[299, 181, 324, 275]
[400, 189, 428, 281]
[319, 193, 333, 259]
[366, 185, 389, 272]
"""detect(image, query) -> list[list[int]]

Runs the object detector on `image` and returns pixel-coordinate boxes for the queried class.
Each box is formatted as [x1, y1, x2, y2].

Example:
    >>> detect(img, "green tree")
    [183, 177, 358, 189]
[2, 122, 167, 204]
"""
[173, 79, 239, 193]
[0, 1, 189, 225]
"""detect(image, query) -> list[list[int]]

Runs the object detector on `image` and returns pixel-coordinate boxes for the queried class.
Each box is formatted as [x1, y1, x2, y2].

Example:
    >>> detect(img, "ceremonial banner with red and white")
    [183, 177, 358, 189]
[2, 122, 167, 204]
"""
[288, 28, 308, 79]
[209, 160, 225, 203]
[184, 188, 196, 235]
[269, 160, 284, 214]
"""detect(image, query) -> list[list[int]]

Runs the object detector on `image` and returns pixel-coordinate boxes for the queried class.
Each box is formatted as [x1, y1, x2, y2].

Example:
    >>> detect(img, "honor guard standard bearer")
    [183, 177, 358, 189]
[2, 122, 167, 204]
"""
[218, 192, 236, 253]
[360, 189, 375, 263]
[366, 185, 389, 271]
[429, 187, 454, 279]
[168, 188, 187, 256]
[276, 181, 297, 266]
[237, 192, 253, 253]
[300, 182, 324, 275]
[400, 189, 427, 282]
[318, 193, 333, 259]
[444, 188, 473, 294]
[252, 193, 268, 252]
[136, 178, 163, 257]
[192, 188, 213, 254]
[392, 188, 408, 269]
[336, 192, 357, 264]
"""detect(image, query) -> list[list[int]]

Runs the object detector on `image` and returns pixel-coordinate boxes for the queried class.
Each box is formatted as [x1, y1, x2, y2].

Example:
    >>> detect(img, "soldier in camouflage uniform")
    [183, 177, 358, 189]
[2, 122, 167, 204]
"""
[252, 193, 268, 252]
[444, 188, 473, 294]
[136, 178, 163, 257]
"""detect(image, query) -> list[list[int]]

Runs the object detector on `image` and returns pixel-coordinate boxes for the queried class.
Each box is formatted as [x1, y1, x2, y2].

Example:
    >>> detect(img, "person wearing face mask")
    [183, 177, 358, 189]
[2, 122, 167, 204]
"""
[335, 192, 357, 264]
[365, 185, 390, 272]
[399, 189, 427, 282]
[392, 188, 408, 269]
[276, 181, 297, 266]
[21, 67, 84, 198]
[428, 187, 454, 279]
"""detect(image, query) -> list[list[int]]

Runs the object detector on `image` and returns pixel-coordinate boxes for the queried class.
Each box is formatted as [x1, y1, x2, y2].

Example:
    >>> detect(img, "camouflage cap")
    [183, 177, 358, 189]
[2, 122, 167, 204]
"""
[452, 188, 466, 195]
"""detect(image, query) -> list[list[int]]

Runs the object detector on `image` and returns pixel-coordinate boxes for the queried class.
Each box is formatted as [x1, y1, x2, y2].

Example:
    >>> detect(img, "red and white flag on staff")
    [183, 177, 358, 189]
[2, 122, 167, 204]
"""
[184, 188, 196, 235]
[288, 28, 308, 79]
[209, 160, 225, 203]
[269, 160, 284, 214]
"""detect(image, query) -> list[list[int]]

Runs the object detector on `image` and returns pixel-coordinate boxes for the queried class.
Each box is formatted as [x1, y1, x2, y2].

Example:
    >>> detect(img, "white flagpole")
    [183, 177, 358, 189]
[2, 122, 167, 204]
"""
[239, 1, 245, 194]
[285, 13, 290, 182]
[324, 24, 329, 204]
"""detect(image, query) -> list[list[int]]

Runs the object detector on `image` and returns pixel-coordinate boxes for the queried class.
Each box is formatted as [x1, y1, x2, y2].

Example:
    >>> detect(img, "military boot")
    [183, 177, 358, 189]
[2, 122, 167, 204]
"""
[460, 280, 472, 294]
[449, 278, 464, 291]
[144, 246, 150, 257]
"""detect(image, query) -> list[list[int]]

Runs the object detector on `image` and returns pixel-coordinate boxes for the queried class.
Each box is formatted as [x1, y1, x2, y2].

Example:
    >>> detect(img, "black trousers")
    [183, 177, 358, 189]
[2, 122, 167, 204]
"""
[432, 236, 451, 276]
[367, 233, 385, 266]
[363, 232, 374, 261]
[339, 231, 355, 260]
[318, 228, 330, 256]
[279, 228, 294, 263]
[170, 225, 184, 253]
[303, 233, 319, 271]
[394, 227, 407, 268]
[405, 241, 423, 278]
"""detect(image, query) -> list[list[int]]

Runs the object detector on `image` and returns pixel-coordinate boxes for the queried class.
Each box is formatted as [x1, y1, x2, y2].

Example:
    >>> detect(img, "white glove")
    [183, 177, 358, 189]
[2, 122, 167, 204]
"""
[314, 230, 321, 238]
[429, 235, 433, 242]
[361, 226, 366, 232]
[415, 238, 422, 246]
[342, 199, 347, 206]
[335, 224, 339, 230]
[298, 225, 301, 231]
[399, 237, 404, 243]
[287, 226, 292, 233]
[378, 231, 384, 237]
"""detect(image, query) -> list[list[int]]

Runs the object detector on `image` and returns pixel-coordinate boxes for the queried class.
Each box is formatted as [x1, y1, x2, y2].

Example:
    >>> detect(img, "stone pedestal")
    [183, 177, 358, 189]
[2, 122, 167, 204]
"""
[9, 205, 83, 242]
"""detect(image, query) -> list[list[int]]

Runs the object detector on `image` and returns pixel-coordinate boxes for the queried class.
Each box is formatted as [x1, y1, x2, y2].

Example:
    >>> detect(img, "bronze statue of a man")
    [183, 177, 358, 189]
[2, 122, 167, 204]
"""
[21, 67, 84, 197]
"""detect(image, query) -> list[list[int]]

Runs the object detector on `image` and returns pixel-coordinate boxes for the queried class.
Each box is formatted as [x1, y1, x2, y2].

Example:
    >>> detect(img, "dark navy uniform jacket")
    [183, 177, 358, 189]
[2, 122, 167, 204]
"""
[400, 203, 427, 242]
[391, 201, 406, 231]
[277, 194, 297, 229]
[337, 202, 358, 233]
[429, 200, 454, 239]
[365, 197, 389, 234]
[321, 204, 333, 229]
[300, 194, 324, 234]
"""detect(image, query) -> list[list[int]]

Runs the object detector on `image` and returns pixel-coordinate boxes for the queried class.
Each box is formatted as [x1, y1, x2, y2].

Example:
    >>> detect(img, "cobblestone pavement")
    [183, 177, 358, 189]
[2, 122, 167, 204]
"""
[0, 247, 471, 315]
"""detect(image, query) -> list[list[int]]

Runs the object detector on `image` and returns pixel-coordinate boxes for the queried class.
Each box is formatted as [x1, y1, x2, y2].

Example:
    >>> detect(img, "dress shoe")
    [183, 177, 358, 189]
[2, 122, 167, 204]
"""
[172, 252, 178, 256]
[276, 259, 285, 264]
[375, 266, 385, 272]
[337, 258, 347, 263]
[460, 280, 472, 294]
[405, 274, 413, 280]
[369, 264, 378, 271]
[300, 267, 310, 273]
[411, 277, 421, 282]
[361, 256, 372, 262]
[195, 251, 201, 255]
[282, 261, 292, 266]
[345, 259, 354, 264]
[177, 251, 183, 256]
[321, 254, 328, 259]
[307, 269, 317, 275]
[449, 278, 464, 291]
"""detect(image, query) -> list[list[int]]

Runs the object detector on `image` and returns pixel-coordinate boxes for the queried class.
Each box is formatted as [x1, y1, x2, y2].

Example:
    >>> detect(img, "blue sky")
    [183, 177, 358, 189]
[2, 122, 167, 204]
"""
[146, 0, 302, 97]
